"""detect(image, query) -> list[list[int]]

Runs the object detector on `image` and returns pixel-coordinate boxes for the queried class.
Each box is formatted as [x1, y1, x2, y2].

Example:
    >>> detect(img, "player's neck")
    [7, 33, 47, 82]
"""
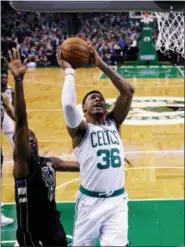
[85, 115, 105, 125]
[32, 151, 40, 162]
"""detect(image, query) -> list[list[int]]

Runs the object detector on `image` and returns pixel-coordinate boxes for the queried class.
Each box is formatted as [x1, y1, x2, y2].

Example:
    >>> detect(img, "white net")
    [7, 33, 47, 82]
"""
[154, 12, 185, 58]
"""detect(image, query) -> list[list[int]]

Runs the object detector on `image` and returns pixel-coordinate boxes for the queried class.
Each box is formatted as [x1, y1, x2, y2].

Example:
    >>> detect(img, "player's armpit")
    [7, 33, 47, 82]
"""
[49, 156, 79, 172]
[13, 156, 30, 179]
[13, 127, 32, 179]
[106, 94, 133, 126]
[66, 120, 89, 149]
[66, 119, 88, 137]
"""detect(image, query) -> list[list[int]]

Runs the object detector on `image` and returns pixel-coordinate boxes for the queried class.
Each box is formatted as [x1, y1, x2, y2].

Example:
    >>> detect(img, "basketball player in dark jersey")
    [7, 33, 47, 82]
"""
[8, 48, 79, 246]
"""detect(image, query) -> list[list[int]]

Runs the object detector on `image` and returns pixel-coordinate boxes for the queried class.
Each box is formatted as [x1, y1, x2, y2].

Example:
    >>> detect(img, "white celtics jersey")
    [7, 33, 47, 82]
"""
[4, 85, 13, 104]
[74, 119, 125, 192]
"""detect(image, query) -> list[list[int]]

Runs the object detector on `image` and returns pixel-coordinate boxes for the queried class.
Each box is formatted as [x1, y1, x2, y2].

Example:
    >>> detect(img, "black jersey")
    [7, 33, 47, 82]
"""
[15, 156, 61, 243]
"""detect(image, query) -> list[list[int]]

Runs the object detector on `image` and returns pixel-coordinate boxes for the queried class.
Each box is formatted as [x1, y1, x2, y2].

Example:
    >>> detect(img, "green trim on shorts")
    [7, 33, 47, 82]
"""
[79, 185, 124, 198]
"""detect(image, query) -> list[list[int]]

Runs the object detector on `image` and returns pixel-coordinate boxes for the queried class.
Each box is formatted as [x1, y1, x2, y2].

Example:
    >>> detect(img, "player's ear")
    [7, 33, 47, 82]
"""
[82, 106, 87, 117]
[83, 108, 87, 113]
[82, 102, 86, 113]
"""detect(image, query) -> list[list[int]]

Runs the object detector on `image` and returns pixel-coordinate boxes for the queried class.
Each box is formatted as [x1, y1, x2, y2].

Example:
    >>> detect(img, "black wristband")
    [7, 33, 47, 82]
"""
[14, 77, 23, 82]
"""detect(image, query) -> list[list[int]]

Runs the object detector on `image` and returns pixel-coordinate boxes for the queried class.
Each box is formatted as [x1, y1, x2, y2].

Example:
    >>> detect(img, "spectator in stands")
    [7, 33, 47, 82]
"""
[2, 2, 184, 66]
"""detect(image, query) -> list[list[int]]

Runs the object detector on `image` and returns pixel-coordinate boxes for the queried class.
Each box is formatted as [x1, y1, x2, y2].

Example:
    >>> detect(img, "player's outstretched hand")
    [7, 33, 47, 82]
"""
[8, 48, 27, 78]
[57, 47, 72, 70]
[88, 45, 102, 67]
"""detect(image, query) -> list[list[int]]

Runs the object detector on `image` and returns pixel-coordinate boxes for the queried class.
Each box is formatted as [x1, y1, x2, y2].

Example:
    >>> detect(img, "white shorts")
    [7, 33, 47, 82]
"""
[73, 192, 129, 246]
[2, 112, 14, 134]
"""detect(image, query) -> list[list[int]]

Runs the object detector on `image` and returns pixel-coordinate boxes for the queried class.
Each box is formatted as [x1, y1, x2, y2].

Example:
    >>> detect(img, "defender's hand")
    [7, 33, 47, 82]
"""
[8, 48, 27, 78]
[57, 48, 72, 70]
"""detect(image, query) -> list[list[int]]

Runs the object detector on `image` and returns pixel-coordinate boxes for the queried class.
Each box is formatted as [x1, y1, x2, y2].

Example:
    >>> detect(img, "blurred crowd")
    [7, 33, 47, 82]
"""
[76, 13, 141, 64]
[1, 2, 69, 66]
[1, 2, 184, 66]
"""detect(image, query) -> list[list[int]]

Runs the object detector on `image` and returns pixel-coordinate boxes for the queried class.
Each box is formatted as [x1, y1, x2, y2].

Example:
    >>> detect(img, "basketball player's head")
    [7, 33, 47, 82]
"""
[1, 69, 8, 92]
[82, 90, 106, 118]
[28, 129, 39, 155]
[13, 129, 38, 155]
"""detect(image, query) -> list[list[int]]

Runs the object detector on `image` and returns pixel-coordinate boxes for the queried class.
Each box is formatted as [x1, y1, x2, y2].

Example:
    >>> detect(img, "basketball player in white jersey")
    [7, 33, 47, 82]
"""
[1, 70, 15, 148]
[1, 70, 15, 224]
[1, 93, 15, 226]
[58, 44, 134, 246]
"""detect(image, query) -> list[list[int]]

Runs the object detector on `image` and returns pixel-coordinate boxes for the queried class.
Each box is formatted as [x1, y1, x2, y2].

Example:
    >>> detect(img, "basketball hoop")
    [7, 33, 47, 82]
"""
[154, 11, 185, 58]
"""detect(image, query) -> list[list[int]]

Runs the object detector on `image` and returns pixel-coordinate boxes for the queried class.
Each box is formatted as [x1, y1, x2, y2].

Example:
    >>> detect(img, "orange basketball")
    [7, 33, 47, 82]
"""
[61, 37, 90, 68]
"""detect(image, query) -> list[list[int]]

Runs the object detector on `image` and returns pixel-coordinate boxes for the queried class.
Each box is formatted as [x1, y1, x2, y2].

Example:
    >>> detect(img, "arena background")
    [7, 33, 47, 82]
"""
[1, 2, 184, 246]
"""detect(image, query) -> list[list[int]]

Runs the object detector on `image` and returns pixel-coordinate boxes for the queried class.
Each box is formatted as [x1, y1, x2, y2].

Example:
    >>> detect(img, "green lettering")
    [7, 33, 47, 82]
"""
[111, 148, 121, 167]
[104, 130, 111, 145]
[97, 149, 110, 169]
[109, 130, 116, 145]
[102, 131, 108, 146]
[113, 130, 120, 145]
[91, 132, 97, 148]
[96, 148, 122, 169]
[97, 131, 103, 146]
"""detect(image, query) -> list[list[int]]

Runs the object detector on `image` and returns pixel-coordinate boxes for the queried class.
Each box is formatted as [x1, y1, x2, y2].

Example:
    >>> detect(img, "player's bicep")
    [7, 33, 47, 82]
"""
[13, 128, 32, 163]
[13, 153, 30, 179]
[13, 161, 29, 179]
[106, 94, 133, 126]
[63, 99, 88, 137]
[66, 119, 88, 137]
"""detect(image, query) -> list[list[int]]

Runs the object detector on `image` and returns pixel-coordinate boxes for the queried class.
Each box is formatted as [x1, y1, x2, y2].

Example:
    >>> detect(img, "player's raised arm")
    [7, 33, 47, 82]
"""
[89, 45, 135, 128]
[57, 50, 87, 145]
[11, 89, 15, 107]
[8, 49, 31, 178]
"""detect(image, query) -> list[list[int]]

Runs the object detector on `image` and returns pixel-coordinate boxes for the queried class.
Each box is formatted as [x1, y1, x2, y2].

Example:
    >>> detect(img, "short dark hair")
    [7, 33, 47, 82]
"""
[13, 129, 35, 142]
[82, 90, 105, 106]
[1, 69, 8, 75]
